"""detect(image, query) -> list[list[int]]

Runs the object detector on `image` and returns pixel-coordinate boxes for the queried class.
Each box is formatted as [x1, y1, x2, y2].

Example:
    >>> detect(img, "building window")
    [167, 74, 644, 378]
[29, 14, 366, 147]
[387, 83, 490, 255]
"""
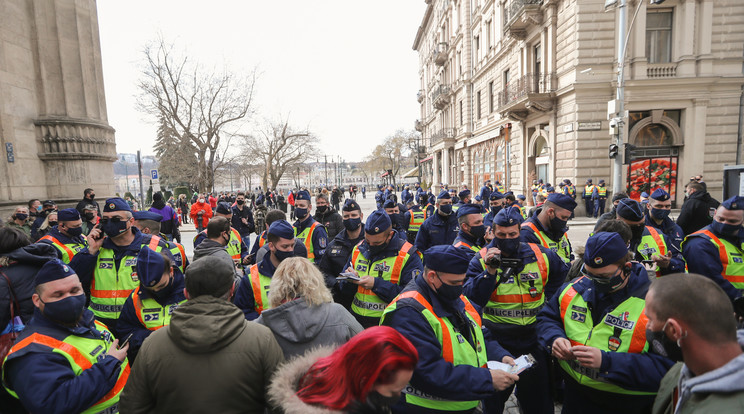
[460, 100, 464, 126]
[486, 20, 492, 50]
[646, 10, 672, 64]
[489, 81, 494, 113]
[476, 90, 482, 119]
[474, 35, 480, 60]
[483, 149, 491, 173]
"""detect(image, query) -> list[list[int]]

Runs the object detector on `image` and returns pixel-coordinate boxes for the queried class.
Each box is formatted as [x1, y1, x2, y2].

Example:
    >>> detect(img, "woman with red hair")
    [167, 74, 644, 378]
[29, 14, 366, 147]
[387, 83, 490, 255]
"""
[269, 326, 418, 413]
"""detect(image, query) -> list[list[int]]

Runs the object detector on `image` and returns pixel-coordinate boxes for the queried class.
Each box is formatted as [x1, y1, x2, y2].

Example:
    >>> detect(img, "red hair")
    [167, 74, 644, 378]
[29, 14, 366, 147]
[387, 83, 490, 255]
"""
[296, 326, 418, 409]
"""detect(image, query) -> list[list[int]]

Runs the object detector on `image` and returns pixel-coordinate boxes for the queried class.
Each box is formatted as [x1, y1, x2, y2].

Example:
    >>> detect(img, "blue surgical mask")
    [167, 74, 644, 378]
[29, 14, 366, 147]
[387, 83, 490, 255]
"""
[41, 294, 86, 325]
[711, 220, 742, 238]
[295, 207, 308, 219]
[439, 204, 453, 215]
[343, 217, 362, 232]
[435, 272, 463, 302]
[650, 208, 671, 221]
[274, 248, 295, 262]
[101, 218, 129, 238]
[495, 237, 520, 256]
[66, 226, 83, 238]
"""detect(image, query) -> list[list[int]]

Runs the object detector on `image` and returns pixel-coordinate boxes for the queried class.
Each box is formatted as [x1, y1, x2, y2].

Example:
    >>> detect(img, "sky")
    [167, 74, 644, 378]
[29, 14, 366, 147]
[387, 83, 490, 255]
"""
[97, 1, 426, 163]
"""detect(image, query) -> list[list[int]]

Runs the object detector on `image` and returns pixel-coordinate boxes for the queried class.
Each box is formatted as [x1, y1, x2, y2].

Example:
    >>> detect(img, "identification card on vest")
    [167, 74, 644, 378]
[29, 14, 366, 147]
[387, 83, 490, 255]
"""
[125, 258, 137, 267]
[604, 311, 635, 330]
[519, 272, 539, 282]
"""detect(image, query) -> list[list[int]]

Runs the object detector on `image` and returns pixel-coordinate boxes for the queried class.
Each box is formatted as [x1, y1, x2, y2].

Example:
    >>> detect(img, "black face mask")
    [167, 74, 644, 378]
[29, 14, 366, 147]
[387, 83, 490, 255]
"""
[343, 217, 362, 232]
[274, 248, 295, 262]
[646, 321, 685, 362]
[147, 276, 174, 303]
[495, 237, 520, 256]
[630, 224, 645, 243]
[316, 205, 328, 214]
[48, 221, 58, 227]
[490, 206, 502, 216]
[469, 224, 486, 239]
[585, 265, 628, 294]
[549, 212, 568, 235]
[236, 199, 245, 205]
[368, 235, 391, 256]
[84, 212, 95, 221]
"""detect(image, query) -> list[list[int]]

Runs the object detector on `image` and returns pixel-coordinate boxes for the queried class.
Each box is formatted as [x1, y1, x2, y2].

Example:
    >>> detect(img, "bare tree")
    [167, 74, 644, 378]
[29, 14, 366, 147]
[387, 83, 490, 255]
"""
[364, 129, 416, 188]
[242, 117, 320, 190]
[138, 37, 255, 192]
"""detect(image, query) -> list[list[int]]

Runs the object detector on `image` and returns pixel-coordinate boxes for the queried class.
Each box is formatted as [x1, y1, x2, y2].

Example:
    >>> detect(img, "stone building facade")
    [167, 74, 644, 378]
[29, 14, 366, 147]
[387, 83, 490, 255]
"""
[414, 0, 744, 210]
[0, 0, 116, 209]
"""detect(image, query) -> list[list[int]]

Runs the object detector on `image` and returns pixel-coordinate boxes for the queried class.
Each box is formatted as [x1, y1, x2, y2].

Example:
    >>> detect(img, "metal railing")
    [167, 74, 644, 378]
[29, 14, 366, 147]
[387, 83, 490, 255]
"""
[433, 42, 449, 65]
[504, 0, 543, 28]
[497, 72, 556, 108]
[430, 127, 456, 145]
[417, 90, 424, 103]
[431, 84, 451, 102]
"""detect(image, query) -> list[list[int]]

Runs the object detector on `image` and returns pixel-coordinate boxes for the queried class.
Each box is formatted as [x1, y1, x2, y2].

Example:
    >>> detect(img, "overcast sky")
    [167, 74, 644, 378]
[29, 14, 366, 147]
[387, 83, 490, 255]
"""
[97, 1, 425, 162]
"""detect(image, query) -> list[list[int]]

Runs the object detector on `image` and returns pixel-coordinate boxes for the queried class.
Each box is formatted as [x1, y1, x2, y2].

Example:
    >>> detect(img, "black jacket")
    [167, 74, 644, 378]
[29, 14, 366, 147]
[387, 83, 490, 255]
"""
[0, 243, 58, 329]
[314, 209, 344, 240]
[677, 191, 720, 236]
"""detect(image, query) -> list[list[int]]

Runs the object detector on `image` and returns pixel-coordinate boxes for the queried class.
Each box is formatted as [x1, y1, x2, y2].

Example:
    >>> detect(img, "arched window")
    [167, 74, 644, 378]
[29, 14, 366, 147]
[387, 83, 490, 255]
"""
[495, 145, 504, 173]
[635, 123, 673, 147]
[483, 149, 491, 173]
[474, 151, 481, 174]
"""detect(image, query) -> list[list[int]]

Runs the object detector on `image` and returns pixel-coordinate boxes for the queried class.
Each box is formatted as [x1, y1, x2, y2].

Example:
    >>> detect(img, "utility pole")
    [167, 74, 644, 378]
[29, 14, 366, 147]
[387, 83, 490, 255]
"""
[137, 150, 145, 208]
[324, 155, 328, 186]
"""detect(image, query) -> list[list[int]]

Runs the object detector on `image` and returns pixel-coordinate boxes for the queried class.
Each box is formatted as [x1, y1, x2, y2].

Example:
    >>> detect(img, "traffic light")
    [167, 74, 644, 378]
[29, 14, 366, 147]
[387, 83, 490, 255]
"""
[624, 143, 637, 165]
[609, 144, 619, 159]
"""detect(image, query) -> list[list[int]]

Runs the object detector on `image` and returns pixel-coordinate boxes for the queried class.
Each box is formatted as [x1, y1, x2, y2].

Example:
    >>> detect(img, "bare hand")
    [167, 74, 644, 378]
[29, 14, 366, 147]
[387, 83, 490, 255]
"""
[502, 356, 516, 366]
[572, 345, 602, 369]
[552, 338, 575, 361]
[652, 254, 671, 269]
[352, 275, 375, 289]
[106, 338, 128, 362]
[485, 247, 502, 275]
[242, 255, 251, 265]
[489, 369, 520, 391]
[86, 229, 104, 254]
[242, 218, 248, 224]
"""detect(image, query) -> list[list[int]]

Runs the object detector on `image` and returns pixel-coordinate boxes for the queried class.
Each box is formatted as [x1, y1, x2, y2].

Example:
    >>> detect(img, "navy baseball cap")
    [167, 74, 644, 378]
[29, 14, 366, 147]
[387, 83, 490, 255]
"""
[616, 198, 644, 221]
[215, 202, 232, 214]
[296, 190, 311, 201]
[133, 211, 162, 222]
[366, 210, 392, 235]
[584, 232, 628, 268]
[494, 207, 524, 227]
[268, 220, 295, 240]
[57, 208, 80, 222]
[104, 197, 131, 213]
[424, 245, 471, 275]
[547, 193, 577, 211]
[35, 259, 76, 286]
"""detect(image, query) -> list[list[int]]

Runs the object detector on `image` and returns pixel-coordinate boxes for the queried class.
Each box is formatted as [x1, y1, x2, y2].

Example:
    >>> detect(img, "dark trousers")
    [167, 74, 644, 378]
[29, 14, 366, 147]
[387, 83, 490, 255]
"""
[594, 198, 606, 218]
[482, 343, 553, 414]
[584, 198, 593, 217]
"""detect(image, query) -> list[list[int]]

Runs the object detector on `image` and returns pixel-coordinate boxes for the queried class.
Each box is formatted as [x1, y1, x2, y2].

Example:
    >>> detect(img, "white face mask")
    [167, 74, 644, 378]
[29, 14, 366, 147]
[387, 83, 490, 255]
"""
[198, 199, 205, 203]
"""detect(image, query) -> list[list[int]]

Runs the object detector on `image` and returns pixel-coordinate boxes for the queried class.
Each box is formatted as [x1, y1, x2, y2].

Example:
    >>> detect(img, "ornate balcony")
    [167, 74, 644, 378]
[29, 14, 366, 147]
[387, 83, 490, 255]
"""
[431, 84, 451, 110]
[430, 127, 456, 146]
[498, 72, 556, 121]
[415, 119, 423, 132]
[503, 0, 543, 39]
[434, 42, 449, 66]
[417, 89, 424, 103]
[647, 63, 677, 78]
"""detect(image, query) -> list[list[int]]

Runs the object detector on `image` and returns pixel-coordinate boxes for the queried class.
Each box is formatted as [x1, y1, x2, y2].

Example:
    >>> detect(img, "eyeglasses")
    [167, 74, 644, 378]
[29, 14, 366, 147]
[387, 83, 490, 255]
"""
[579, 263, 621, 284]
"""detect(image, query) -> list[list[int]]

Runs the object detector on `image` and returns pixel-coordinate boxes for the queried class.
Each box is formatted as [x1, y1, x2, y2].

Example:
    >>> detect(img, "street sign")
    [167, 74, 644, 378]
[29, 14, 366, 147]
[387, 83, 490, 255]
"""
[5, 143, 14, 163]
[150, 169, 159, 180]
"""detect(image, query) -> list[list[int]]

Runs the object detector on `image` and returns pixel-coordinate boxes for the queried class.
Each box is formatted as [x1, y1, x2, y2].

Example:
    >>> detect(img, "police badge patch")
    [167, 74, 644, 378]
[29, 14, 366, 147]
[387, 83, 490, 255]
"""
[608, 336, 622, 352]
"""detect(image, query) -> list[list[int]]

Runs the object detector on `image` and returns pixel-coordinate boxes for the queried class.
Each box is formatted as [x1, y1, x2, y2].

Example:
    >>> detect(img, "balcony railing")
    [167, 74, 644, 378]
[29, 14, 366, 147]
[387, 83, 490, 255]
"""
[431, 84, 451, 110]
[415, 119, 423, 132]
[417, 89, 424, 103]
[434, 42, 449, 66]
[647, 63, 677, 78]
[503, 0, 543, 37]
[430, 127, 456, 146]
[498, 72, 555, 108]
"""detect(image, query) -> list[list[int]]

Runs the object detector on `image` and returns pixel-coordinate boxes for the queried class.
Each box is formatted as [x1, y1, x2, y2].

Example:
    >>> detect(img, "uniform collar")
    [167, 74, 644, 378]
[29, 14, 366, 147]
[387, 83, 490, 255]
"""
[31, 306, 99, 337]
[294, 216, 316, 232]
[101, 226, 145, 252]
[258, 254, 278, 276]
[48, 227, 84, 243]
[413, 274, 465, 318]
[456, 231, 478, 245]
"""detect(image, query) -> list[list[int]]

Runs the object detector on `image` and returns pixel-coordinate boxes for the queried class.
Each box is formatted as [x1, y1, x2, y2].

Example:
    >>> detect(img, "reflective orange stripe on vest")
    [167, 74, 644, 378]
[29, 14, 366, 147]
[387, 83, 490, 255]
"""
[7, 333, 131, 406]
[231, 228, 242, 260]
[697, 230, 744, 284]
[454, 241, 472, 250]
[250, 264, 264, 313]
[356, 242, 412, 296]
[258, 231, 267, 248]
[490, 243, 548, 303]
[646, 227, 666, 256]
[304, 222, 319, 260]
[39, 235, 75, 260]
[132, 287, 166, 331]
[559, 280, 586, 347]
[90, 278, 134, 299]
[149, 235, 161, 250]
[392, 291, 481, 363]
[522, 222, 548, 247]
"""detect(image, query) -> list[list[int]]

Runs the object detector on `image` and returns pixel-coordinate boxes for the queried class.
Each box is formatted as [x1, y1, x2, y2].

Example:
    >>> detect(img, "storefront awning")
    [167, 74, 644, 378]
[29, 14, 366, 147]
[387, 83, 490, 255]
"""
[380, 171, 389, 178]
[420, 155, 433, 163]
[403, 166, 420, 178]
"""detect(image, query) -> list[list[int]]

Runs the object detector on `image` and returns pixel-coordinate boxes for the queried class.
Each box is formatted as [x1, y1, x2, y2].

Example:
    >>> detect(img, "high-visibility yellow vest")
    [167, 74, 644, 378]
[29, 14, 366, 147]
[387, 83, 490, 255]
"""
[166, 240, 188, 274]
[478, 243, 549, 325]
[685, 229, 744, 291]
[637, 227, 670, 278]
[131, 286, 185, 330]
[295, 221, 321, 263]
[39, 234, 87, 263]
[3, 320, 129, 413]
[408, 210, 426, 232]
[597, 186, 607, 197]
[196, 227, 242, 261]
[381, 290, 487, 411]
[585, 185, 595, 196]
[249, 264, 272, 314]
[258, 231, 267, 248]
[557, 280, 654, 395]
[90, 236, 163, 320]
[350, 242, 413, 318]
[453, 239, 481, 254]
[567, 185, 576, 196]
[522, 221, 572, 264]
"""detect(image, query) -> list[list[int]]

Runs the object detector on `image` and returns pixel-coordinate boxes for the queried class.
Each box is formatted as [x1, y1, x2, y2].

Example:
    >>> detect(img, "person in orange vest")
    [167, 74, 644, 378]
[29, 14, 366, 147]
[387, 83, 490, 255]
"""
[594, 179, 608, 218]
[117, 247, 185, 361]
[582, 179, 596, 218]
[233, 220, 305, 320]
[193, 202, 250, 266]
[682, 195, 744, 302]
[452, 204, 486, 261]
[293, 190, 328, 264]
[2, 259, 130, 413]
[37, 208, 88, 264]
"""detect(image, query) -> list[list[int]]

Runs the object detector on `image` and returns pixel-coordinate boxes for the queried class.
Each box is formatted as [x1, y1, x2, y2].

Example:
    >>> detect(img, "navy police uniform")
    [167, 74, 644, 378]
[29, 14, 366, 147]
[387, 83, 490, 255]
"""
[415, 190, 459, 254]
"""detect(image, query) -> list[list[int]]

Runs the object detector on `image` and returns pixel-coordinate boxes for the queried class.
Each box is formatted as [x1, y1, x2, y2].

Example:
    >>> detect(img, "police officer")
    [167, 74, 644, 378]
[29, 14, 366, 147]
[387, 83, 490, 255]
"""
[293, 190, 329, 264]
[38, 208, 88, 264]
[644, 188, 684, 251]
[480, 180, 493, 209]
[420, 192, 435, 218]
[132, 211, 190, 275]
[319, 199, 365, 298]
[463, 207, 567, 414]
[415, 190, 459, 254]
[69, 197, 170, 335]
[2, 259, 130, 413]
[383, 198, 408, 241]
[340, 210, 423, 328]
[234, 220, 303, 320]
[615, 199, 686, 278]
[582, 179, 595, 218]
[520, 193, 576, 265]
[453, 204, 486, 261]
[381, 244, 519, 413]
[494, 180, 506, 194]
[375, 185, 385, 209]
[193, 202, 250, 266]
[682, 195, 744, 301]
[401, 185, 412, 204]
[537, 232, 675, 413]
[453, 189, 472, 213]
[247, 209, 288, 265]
[484, 191, 506, 226]
[404, 199, 427, 244]
[516, 195, 528, 219]
[594, 179, 608, 217]
[117, 247, 186, 361]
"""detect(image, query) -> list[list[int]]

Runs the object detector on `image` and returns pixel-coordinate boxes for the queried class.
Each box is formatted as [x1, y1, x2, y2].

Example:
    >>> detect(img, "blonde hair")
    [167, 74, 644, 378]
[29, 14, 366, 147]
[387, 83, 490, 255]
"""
[269, 257, 333, 308]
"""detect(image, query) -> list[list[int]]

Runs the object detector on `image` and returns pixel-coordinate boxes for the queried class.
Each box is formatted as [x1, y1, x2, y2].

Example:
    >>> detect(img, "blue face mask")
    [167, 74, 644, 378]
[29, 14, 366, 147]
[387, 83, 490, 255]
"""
[439, 204, 453, 215]
[343, 217, 362, 232]
[274, 248, 295, 262]
[650, 208, 671, 221]
[66, 226, 83, 238]
[41, 294, 86, 325]
[495, 237, 521, 256]
[294, 207, 308, 219]
[101, 218, 128, 238]
[435, 272, 463, 302]
[711, 220, 742, 238]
